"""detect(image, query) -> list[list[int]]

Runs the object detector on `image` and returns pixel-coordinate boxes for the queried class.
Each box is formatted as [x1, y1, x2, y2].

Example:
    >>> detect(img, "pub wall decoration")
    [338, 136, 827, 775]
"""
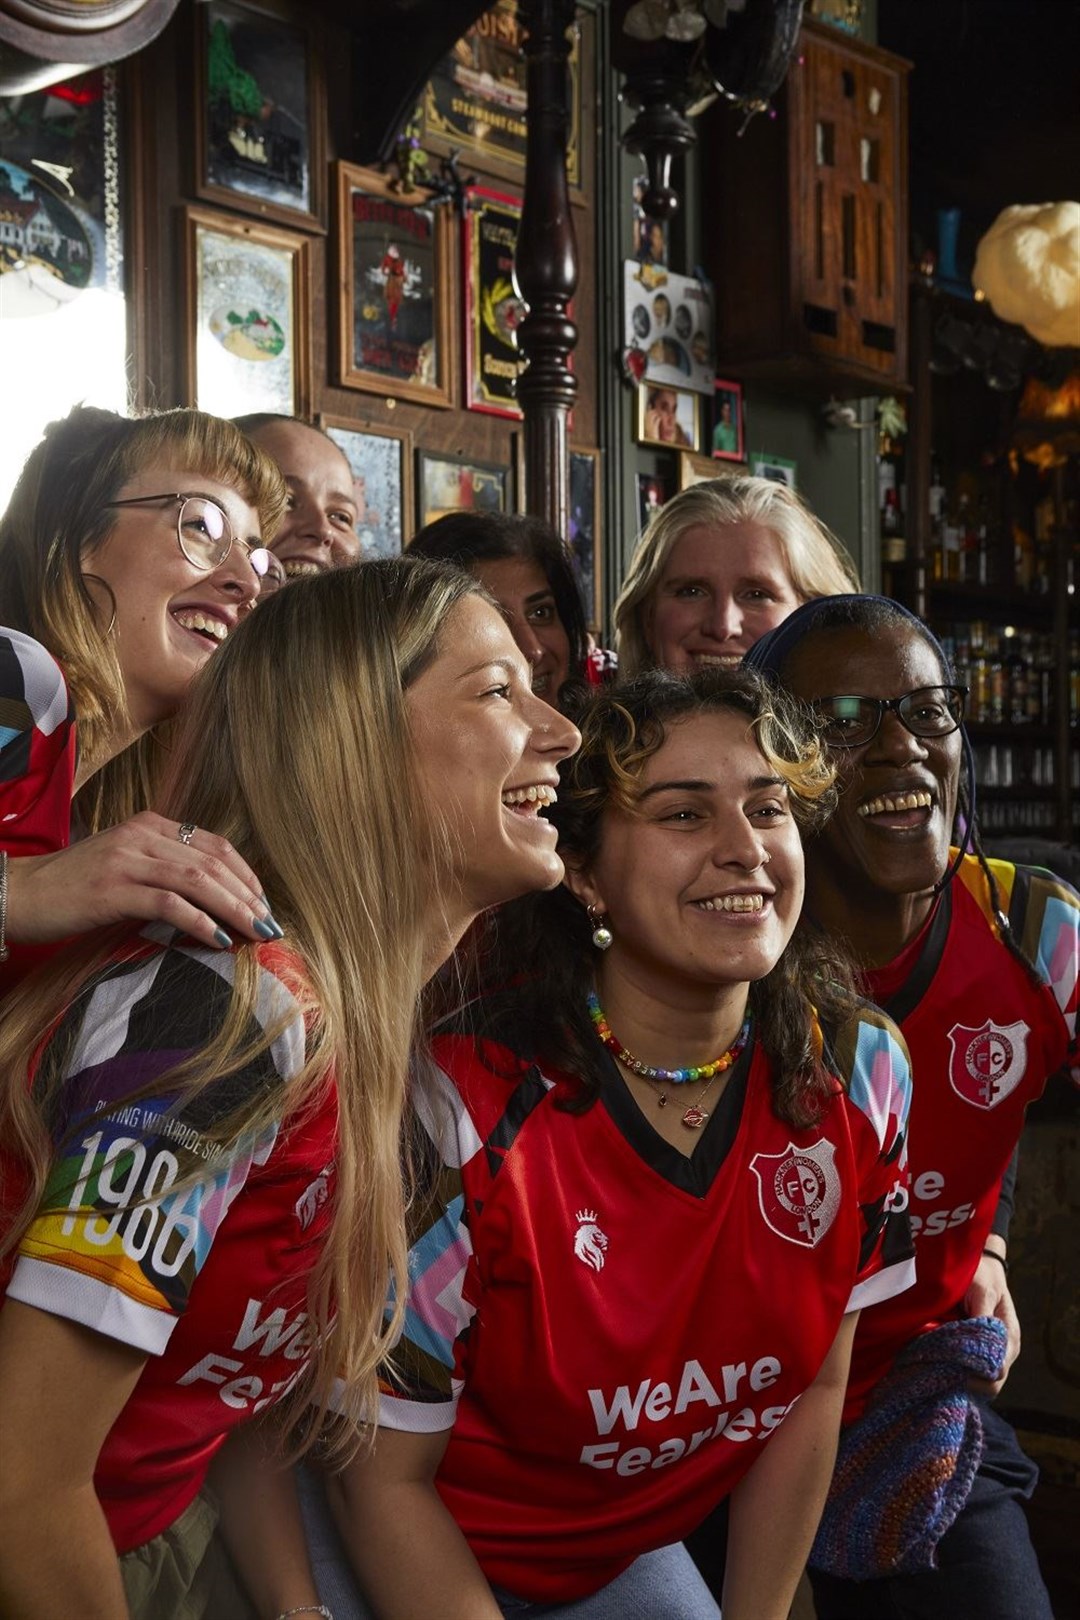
[568, 447, 601, 627]
[196, 0, 325, 231]
[336, 163, 452, 408]
[0, 68, 122, 318]
[465, 185, 526, 418]
[421, 0, 589, 199]
[184, 204, 311, 419]
[624, 260, 714, 396]
[319, 415, 413, 560]
[417, 448, 509, 526]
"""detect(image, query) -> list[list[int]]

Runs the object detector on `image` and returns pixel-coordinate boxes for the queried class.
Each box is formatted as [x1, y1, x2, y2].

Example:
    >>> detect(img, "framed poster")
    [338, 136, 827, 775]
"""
[624, 260, 714, 396]
[569, 448, 601, 627]
[319, 415, 414, 559]
[417, 449, 509, 526]
[636, 473, 671, 533]
[465, 185, 526, 418]
[751, 453, 798, 488]
[678, 451, 725, 491]
[335, 163, 452, 407]
[711, 378, 745, 462]
[196, 0, 325, 231]
[637, 382, 700, 453]
[183, 205, 311, 419]
[421, 0, 590, 198]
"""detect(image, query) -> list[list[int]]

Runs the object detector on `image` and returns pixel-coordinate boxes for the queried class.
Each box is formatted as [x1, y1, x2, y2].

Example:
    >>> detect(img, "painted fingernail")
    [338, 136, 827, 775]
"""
[213, 927, 233, 949]
[252, 918, 278, 941]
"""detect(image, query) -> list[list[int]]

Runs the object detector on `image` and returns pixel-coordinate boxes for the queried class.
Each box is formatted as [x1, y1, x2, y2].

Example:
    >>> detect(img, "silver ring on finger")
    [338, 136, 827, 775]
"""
[177, 821, 198, 846]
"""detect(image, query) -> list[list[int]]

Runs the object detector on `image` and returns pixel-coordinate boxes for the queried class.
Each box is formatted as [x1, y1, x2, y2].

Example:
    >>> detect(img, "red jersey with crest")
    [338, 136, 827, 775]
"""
[845, 855, 1080, 1422]
[2, 935, 337, 1553]
[377, 1008, 913, 1603]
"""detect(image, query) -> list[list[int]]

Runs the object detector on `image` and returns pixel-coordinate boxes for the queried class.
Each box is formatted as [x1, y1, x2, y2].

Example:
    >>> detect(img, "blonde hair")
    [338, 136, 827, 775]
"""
[0, 405, 287, 826]
[613, 474, 860, 677]
[0, 557, 483, 1462]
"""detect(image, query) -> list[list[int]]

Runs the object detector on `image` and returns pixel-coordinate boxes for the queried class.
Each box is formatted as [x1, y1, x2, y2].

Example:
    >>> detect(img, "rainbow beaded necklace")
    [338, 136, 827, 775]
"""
[587, 990, 750, 1129]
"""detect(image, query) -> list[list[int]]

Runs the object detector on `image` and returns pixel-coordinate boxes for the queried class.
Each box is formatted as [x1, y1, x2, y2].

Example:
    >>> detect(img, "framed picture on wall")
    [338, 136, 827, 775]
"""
[335, 163, 452, 407]
[195, 0, 326, 231]
[318, 415, 414, 559]
[636, 473, 671, 533]
[420, 0, 589, 199]
[710, 378, 745, 462]
[750, 453, 798, 488]
[417, 449, 510, 527]
[569, 448, 601, 627]
[465, 185, 526, 418]
[678, 451, 725, 491]
[636, 382, 700, 452]
[183, 205, 311, 418]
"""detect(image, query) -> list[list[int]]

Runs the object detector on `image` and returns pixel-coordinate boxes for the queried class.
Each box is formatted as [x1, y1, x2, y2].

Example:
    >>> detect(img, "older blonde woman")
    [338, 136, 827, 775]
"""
[613, 475, 859, 678]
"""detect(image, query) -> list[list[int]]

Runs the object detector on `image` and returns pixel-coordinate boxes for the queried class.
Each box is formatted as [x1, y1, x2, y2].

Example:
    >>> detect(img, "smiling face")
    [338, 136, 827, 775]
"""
[84, 465, 263, 735]
[248, 420, 359, 578]
[783, 622, 962, 902]
[570, 709, 804, 996]
[469, 555, 572, 702]
[645, 521, 802, 673]
[406, 594, 580, 920]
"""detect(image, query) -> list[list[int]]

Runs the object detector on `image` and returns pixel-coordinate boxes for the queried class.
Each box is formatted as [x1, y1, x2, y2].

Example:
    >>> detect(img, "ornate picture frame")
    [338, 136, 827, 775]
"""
[335, 163, 452, 408]
[636, 382, 700, 453]
[318, 414, 414, 559]
[195, 0, 326, 232]
[416, 448, 510, 526]
[182, 204, 312, 419]
[464, 185, 525, 419]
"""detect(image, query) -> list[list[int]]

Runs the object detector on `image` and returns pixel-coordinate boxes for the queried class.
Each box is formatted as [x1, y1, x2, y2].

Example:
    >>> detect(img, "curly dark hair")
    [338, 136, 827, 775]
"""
[450, 666, 862, 1128]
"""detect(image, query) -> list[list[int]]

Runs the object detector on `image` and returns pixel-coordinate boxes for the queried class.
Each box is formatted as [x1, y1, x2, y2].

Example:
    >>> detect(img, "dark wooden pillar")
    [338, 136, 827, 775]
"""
[514, 0, 579, 539]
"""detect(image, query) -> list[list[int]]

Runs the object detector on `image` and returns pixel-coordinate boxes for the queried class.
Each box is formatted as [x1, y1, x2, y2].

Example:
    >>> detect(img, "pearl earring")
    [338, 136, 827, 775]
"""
[588, 905, 613, 951]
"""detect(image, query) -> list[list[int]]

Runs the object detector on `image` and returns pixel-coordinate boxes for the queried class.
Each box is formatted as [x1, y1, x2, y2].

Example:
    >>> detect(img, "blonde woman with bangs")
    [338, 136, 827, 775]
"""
[0, 557, 579, 1619]
[301, 667, 914, 1620]
[613, 475, 859, 679]
[0, 404, 289, 988]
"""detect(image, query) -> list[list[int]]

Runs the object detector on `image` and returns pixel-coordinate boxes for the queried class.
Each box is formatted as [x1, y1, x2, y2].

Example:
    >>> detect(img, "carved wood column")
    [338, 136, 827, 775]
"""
[514, 0, 578, 539]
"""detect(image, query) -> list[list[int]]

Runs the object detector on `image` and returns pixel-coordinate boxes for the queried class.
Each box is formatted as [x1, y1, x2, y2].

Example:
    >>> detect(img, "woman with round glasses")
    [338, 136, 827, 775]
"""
[746, 595, 1079, 1620]
[0, 405, 287, 987]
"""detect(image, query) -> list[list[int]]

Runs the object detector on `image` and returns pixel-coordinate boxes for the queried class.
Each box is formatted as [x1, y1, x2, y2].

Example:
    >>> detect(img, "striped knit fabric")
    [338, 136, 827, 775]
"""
[811, 1316, 1008, 1580]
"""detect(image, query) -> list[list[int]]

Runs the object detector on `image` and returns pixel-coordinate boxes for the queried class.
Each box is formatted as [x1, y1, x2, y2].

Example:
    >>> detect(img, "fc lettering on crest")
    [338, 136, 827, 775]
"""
[946, 1019, 1029, 1110]
[749, 1139, 841, 1248]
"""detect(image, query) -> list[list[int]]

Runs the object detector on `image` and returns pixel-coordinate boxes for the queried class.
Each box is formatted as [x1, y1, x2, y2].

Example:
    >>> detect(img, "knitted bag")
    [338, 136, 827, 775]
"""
[810, 1316, 1008, 1580]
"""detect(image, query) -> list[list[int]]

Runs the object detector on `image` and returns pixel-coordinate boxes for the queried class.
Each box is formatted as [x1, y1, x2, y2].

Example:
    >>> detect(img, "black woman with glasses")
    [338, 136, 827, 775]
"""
[0, 404, 288, 988]
[744, 594, 1079, 1620]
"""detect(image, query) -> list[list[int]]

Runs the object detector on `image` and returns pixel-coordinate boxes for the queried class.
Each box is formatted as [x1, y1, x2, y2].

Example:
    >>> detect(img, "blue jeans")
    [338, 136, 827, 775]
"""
[806, 1404, 1052, 1620]
[296, 1465, 721, 1620]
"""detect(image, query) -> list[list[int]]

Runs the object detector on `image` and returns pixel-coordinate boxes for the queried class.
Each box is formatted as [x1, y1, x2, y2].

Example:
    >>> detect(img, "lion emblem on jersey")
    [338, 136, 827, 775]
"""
[750, 1140, 841, 1248]
[573, 1208, 609, 1272]
[947, 1020, 1029, 1110]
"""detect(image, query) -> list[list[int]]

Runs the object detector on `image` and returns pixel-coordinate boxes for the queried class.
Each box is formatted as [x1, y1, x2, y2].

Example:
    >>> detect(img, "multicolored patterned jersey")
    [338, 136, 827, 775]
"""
[847, 854, 1080, 1422]
[377, 1006, 913, 1604]
[3, 935, 337, 1553]
[0, 628, 78, 987]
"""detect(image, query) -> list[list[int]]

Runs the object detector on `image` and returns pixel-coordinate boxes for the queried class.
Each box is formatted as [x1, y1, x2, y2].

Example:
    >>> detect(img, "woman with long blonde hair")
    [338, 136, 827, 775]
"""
[0, 558, 579, 1619]
[0, 404, 288, 986]
[613, 474, 859, 679]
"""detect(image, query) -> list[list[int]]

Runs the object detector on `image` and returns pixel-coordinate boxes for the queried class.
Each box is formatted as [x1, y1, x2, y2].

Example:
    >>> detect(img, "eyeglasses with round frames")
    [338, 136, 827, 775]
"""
[105, 492, 272, 579]
[813, 685, 968, 748]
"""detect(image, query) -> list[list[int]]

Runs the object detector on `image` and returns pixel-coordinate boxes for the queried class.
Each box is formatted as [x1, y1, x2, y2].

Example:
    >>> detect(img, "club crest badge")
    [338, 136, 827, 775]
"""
[573, 1208, 609, 1273]
[947, 1020, 1030, 1109]
[750, 1140, 841, 1248]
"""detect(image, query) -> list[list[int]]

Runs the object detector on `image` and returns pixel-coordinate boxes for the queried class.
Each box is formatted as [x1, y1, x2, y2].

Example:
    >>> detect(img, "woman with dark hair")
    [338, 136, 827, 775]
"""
[408, 510, 589, 706]
[299, 667, 914, 1620]
[746, 594, 1079, 1620]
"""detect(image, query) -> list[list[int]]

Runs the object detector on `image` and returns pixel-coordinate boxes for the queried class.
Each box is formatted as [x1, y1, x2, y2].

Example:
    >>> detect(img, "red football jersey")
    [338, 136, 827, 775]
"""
[379, 1007, 913, 1603]
[3, 937, 337, 1553]
[845, 855, 1079, 1421]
